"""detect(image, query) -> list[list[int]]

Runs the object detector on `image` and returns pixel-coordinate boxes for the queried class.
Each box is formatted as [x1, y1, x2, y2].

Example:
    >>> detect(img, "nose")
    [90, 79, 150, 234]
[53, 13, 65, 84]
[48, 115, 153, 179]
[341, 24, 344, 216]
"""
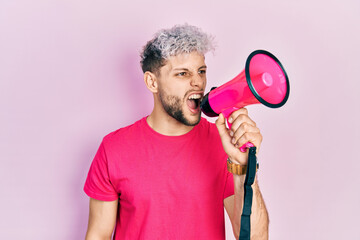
[190, 74, 205, 89]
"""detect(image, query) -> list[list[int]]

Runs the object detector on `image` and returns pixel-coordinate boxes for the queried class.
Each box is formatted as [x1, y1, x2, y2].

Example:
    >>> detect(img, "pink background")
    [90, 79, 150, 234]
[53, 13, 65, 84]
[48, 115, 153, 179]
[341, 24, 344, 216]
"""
[1, 0, 359, 239]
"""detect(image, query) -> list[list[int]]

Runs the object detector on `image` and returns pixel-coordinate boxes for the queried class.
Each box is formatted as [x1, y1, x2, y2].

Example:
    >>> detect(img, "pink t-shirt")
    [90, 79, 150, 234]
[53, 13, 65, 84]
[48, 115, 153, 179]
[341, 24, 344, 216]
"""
[84, 117, 234, 239]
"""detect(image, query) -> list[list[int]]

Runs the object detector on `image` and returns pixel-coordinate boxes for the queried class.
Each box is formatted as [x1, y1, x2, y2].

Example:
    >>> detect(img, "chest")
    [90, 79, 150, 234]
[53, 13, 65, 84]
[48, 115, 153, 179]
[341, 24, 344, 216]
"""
[109, 141, 225, 208]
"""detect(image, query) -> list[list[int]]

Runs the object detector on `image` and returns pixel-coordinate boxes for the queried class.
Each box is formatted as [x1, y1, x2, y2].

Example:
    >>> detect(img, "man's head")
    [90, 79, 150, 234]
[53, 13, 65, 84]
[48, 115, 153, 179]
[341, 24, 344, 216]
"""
[140, 24, 215, 76]
[140, 24, 215, 126]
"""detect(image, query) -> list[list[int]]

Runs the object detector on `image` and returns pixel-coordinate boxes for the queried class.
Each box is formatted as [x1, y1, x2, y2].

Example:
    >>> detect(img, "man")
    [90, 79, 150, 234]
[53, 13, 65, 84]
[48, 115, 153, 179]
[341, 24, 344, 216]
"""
[84, 24, 269, 240]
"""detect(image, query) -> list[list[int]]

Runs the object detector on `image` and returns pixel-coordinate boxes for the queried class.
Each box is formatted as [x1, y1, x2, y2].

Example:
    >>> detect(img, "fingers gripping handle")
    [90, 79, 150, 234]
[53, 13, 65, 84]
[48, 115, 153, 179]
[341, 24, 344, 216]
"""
[222, 107, 255, 153]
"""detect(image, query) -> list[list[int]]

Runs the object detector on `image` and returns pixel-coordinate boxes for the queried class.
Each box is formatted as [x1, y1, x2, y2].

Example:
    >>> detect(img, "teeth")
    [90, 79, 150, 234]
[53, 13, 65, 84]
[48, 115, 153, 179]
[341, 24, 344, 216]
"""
[188, 94, 202, 100]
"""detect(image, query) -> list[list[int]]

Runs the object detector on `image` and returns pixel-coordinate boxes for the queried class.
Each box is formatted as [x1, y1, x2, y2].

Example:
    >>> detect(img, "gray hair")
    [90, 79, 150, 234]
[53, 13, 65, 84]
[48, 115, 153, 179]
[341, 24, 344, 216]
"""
[140, 24, 215, 75]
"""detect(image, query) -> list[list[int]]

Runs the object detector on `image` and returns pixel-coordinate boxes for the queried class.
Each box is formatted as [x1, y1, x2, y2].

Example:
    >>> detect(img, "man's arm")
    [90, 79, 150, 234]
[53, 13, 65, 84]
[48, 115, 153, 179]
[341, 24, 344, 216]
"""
[215, 108, 269, 239]
[224, 176, 269, 239]
[85, 198, 118, 240]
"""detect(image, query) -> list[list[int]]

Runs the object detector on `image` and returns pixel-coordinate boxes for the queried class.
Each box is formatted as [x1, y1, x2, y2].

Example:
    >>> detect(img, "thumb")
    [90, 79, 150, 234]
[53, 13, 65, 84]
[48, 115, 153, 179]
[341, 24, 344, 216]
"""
[215, 113, 228, 136]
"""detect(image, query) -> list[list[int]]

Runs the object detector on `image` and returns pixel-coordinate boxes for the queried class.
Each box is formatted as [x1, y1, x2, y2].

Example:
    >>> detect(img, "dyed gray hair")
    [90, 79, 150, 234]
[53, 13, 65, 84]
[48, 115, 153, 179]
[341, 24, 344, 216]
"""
[140, 24, 215, 75]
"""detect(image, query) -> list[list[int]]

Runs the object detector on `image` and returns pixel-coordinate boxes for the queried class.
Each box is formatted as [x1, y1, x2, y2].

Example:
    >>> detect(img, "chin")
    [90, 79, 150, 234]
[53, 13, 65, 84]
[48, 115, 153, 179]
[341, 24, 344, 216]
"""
[183, 113, 201, 126]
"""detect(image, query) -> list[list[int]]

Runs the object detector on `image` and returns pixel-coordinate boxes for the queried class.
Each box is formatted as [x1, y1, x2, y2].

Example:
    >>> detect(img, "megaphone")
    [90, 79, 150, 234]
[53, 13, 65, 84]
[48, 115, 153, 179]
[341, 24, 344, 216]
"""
[200, 50, 290, 152]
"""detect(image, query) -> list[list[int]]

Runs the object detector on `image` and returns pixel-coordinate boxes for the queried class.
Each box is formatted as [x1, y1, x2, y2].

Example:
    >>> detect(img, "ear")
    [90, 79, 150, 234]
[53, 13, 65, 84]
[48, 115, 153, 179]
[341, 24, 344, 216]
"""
[144, 71, 158, 93]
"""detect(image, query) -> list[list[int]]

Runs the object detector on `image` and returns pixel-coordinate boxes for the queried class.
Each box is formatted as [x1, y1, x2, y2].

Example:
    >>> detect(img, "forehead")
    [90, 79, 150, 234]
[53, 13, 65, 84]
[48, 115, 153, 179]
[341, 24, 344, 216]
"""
[161, 51, 206, 73]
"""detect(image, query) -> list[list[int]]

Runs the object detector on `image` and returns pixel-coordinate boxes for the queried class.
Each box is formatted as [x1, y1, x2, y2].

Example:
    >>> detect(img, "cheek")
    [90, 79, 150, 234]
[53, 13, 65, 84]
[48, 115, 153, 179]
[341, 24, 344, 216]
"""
[161, 84, 185, 101]
[160, 77, 192, 99]
[171, 82, 189, 95]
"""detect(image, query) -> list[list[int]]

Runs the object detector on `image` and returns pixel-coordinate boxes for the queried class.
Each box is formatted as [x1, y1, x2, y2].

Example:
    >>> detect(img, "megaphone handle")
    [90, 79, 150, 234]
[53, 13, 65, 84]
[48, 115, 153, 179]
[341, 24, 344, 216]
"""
[222, 108, 255, 153]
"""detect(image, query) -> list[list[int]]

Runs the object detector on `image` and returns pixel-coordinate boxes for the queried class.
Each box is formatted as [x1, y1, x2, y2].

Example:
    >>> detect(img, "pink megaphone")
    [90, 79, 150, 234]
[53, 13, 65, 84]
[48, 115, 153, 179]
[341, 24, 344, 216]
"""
[200, 50, 290, 152]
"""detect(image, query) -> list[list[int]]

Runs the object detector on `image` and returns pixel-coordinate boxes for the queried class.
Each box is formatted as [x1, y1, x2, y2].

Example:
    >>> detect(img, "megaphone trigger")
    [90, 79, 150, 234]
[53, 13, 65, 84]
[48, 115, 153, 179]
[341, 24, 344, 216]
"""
[221, 107, 239, 128]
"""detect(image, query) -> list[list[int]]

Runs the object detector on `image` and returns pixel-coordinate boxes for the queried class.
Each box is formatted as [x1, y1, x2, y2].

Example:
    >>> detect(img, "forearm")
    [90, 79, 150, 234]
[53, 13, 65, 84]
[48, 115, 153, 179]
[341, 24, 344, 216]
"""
[232, 174, 269, 240]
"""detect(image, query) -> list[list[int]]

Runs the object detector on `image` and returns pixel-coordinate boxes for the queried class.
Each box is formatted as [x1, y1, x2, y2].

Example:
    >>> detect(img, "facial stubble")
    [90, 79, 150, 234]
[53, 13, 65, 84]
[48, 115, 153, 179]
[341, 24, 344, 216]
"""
[159, 89, 201, 126]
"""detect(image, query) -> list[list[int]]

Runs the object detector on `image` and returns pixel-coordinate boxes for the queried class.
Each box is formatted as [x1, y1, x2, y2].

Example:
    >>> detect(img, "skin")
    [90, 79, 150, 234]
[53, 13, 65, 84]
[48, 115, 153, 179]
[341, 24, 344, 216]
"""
[217, 110, 269, 239]
[85, 51, 269, 240]
[144, 51, 208, 135]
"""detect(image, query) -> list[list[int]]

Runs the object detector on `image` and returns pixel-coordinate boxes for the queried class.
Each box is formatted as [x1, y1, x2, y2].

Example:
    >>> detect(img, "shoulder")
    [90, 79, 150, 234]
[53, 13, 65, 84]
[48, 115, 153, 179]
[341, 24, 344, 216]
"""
[198, 117, 219, 134]
[197, 117, 227, 161]
[196, 117, 223, 143]
[102, 117, 145, 147]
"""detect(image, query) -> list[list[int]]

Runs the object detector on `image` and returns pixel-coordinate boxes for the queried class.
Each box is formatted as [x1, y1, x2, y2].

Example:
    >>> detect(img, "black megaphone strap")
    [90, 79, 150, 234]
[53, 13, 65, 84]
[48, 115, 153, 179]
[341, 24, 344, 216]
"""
[239, 147, 257, 240]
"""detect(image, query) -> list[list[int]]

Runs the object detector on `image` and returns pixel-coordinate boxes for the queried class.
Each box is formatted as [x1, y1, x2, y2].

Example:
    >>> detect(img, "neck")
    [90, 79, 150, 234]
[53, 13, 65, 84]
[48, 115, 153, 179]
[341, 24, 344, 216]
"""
[146, 106, 195, 136]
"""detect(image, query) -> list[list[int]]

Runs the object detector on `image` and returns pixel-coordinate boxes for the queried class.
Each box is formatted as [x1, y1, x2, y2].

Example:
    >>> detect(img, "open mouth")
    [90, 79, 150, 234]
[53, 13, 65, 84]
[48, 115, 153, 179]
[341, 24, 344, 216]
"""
[186, 93, 202, 113]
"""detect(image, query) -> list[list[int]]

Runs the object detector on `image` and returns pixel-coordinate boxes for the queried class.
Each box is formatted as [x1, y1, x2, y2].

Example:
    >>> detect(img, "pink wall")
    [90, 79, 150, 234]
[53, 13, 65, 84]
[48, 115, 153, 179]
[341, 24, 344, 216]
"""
[1, 0, 359, 239]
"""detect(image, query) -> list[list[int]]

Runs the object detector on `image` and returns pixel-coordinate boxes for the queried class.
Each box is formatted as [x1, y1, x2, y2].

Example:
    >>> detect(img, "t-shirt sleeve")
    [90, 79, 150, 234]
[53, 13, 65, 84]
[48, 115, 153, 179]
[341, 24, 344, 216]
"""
[84, 141, 119, 201]
[223, 162, 235, 199]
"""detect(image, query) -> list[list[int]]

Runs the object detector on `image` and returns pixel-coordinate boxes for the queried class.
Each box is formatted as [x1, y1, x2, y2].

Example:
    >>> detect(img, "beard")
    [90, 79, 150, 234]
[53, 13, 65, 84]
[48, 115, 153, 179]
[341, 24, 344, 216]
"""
[159, 89, 201, 126]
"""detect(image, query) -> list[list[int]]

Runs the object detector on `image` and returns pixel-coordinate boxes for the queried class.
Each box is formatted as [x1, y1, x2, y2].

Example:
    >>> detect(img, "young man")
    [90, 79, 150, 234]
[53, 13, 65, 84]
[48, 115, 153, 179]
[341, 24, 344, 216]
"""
[84, 24, 269, 240]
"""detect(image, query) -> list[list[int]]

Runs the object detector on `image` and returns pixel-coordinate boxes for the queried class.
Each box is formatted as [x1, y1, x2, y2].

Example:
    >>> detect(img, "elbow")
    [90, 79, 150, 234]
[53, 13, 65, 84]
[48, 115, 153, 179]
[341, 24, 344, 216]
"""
[85, 231, 112, 240]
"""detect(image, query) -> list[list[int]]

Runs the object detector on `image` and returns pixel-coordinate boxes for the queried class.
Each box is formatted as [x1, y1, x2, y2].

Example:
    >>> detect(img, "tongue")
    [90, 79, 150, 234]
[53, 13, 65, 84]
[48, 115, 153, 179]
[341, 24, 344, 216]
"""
[187, 99, 196, 109]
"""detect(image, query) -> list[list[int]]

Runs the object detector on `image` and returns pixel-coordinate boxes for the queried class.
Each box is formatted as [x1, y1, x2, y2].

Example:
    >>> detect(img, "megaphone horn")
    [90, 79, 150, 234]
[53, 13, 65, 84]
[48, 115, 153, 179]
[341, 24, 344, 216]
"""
[200, 50, 290, 151]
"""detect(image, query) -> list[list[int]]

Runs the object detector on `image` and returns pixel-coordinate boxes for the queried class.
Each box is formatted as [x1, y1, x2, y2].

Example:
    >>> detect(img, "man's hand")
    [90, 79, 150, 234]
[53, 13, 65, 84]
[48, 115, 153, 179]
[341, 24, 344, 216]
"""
[218, 108, 269, 239]
[215, 108, 262, 165]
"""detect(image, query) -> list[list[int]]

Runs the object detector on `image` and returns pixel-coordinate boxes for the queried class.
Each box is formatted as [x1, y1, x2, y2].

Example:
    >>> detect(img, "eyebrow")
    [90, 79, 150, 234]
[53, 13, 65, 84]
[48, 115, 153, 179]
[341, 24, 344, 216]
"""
[172, 65, 207, 71]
